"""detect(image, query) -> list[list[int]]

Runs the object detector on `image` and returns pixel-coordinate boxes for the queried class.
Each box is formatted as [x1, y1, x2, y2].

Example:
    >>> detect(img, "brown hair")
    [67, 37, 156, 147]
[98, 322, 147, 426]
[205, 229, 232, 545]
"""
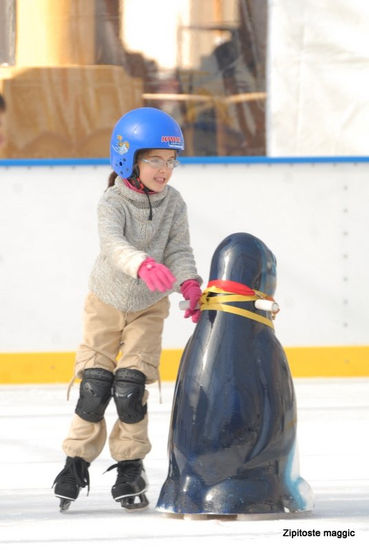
[107, 171, 118, 189]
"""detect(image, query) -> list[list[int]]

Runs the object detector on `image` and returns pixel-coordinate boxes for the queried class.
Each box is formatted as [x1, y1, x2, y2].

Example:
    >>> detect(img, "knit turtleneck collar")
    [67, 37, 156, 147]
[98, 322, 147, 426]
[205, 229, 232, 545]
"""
[123, 177, 155, 195]
[114, 176, 168, 204]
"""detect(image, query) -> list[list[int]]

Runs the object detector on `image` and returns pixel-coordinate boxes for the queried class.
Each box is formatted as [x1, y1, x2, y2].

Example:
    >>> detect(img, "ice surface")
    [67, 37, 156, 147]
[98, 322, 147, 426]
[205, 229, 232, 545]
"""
[0, 379, 368, 549]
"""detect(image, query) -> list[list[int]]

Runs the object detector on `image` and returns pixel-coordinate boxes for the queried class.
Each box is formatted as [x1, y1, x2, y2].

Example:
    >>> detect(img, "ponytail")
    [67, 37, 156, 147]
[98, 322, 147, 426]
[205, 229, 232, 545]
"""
[106, 171, 118, 190]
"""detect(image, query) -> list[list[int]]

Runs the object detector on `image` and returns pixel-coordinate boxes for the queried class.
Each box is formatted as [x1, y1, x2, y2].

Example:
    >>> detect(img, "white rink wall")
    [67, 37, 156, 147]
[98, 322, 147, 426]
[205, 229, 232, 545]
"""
[0, 160, 368, 353]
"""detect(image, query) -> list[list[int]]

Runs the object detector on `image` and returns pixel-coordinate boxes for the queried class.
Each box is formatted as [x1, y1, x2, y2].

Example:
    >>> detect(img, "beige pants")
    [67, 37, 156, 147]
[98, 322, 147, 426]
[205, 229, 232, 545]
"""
[63, 292, 170, 463]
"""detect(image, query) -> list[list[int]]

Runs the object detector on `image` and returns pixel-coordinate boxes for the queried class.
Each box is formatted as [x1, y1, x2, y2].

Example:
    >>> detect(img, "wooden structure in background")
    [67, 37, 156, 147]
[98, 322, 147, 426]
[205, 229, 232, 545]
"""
[0, 66, 142, 158]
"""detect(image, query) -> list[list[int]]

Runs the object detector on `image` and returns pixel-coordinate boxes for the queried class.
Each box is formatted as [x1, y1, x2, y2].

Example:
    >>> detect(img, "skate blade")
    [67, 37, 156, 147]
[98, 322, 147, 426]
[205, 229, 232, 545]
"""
[58, 498, 73, 512]
[118, 493, 149, 511]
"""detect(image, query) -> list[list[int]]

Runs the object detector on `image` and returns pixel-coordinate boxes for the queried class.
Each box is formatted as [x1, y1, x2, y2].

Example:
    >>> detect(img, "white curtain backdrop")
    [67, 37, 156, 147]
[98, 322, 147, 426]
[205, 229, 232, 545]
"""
[267, 0, 369, 156]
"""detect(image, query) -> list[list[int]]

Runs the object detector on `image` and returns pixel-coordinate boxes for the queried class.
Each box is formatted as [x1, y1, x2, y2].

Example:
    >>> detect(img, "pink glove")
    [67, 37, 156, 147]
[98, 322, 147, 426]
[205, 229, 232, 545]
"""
[181, 279, 202, 323]
[138, 257, 176, 292]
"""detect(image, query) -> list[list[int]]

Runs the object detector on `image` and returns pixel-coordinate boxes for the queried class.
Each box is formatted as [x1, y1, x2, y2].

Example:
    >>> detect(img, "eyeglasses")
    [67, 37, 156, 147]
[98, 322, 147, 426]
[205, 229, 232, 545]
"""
[142, 158, 179, 170]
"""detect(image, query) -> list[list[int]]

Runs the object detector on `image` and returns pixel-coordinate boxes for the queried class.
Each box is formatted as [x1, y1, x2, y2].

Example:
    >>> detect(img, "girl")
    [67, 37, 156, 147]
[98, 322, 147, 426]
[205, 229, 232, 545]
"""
[53, 107, 202, 511]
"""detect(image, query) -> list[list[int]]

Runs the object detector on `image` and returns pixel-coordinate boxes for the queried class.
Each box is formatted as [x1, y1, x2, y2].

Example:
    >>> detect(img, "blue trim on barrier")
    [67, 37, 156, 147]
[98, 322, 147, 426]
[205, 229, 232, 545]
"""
[0, 156, 369, 167]
[180, 156, 369, 165]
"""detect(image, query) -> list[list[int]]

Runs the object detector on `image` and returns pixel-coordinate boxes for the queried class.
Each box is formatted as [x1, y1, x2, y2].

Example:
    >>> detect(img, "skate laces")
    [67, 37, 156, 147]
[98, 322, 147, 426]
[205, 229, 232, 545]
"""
[105, 460, 142, 482]
[52, 457, 90, 494]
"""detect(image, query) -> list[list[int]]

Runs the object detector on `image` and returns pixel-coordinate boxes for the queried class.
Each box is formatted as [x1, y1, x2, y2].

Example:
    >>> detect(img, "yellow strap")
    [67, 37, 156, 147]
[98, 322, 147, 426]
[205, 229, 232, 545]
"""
[204, 294, 255, 304]
[200, 287, 274, 329]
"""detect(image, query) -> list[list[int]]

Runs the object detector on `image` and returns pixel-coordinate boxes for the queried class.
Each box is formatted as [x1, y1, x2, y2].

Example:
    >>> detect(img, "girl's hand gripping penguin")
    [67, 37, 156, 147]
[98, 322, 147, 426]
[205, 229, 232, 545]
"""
[181, 279, 202, 323]
[138, 257, 176, 292]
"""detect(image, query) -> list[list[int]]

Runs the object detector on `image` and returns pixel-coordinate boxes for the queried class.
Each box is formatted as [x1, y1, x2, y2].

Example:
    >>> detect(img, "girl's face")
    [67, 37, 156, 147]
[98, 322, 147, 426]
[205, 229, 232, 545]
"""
[137, 149, 177, 192]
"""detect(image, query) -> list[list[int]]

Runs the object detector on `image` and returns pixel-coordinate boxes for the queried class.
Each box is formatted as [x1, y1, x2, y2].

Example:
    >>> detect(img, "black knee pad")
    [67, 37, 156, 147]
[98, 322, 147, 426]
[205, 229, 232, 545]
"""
[113, 368, 147, 424]
[75, 368, 114, 422]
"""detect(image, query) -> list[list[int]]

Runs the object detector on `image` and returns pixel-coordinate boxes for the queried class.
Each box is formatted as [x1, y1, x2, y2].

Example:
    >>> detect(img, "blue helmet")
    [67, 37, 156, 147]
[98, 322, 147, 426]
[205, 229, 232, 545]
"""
[110, 107, 185, 178]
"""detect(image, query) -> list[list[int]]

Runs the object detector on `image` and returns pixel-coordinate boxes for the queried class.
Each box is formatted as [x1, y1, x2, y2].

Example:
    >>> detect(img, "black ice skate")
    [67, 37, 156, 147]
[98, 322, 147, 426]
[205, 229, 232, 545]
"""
[52, 456, 90, 511]
[107, 459, 149, 510]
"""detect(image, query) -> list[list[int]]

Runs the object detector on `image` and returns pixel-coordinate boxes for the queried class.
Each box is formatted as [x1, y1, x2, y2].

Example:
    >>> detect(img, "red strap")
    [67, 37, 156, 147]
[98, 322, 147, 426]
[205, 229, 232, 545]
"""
[207, 279, 256, 296]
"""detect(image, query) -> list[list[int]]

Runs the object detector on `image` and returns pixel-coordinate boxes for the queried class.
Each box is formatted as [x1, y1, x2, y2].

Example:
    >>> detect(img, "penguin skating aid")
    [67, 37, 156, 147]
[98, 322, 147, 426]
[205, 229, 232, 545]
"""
[157, 233, 313, 516]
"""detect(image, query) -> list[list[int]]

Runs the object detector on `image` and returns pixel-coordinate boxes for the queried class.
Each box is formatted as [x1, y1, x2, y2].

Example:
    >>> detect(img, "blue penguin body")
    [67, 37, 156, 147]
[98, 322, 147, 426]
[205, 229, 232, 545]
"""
[157, 233, 313, 515]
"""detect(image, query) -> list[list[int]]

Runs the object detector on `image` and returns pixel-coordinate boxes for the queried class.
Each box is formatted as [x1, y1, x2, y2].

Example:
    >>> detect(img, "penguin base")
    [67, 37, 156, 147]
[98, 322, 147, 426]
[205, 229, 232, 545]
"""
[157, 473, 313, 516]
[160, 511, 313, 521]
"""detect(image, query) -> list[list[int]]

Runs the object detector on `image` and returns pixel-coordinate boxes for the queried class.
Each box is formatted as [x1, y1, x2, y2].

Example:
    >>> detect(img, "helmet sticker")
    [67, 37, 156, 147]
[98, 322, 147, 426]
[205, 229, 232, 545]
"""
[112, 135, 130, 155]
[161, 136, 182, 147]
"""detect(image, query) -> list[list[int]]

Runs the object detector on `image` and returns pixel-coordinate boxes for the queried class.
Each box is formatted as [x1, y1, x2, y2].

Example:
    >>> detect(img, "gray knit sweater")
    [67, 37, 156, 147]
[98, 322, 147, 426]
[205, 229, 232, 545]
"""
[89, 177, 202, 312]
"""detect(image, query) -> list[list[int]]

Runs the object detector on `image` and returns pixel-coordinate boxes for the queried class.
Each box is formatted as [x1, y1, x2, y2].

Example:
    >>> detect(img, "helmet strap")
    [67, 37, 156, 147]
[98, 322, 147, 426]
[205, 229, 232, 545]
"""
[127, 166, 153, 220]
[128, 165, 140, 188]
[129, 165, 152, 194]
